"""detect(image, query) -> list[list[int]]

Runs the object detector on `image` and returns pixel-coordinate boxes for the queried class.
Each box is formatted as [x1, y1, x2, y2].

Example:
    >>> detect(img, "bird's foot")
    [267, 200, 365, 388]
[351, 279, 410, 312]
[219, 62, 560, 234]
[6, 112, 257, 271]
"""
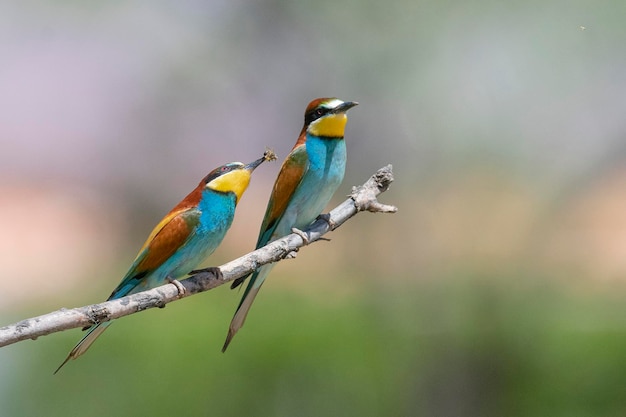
[85, 305, 108, 328]
[316, 213, 336, 230]
[285, 250, 299, 259]
[291, 227, 310, 244]
[189, 266, 224, 281]
[167, 278, 186, 298]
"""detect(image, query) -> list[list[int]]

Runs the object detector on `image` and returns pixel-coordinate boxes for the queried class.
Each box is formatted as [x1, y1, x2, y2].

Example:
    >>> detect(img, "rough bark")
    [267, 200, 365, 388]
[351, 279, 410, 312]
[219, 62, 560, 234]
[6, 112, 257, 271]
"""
[0, 165, 397, 348]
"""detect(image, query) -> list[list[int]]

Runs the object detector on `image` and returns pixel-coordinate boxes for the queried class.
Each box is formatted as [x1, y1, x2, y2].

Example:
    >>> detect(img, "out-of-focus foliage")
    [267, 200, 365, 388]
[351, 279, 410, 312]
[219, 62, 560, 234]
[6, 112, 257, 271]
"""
[1, 0, 626, 415]
[4, 276, 626, 417]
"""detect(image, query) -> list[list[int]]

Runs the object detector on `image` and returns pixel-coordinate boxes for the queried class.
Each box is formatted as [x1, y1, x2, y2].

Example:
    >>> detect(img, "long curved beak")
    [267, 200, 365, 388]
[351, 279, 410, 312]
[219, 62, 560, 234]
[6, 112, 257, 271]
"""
[332, 101, 358, 114]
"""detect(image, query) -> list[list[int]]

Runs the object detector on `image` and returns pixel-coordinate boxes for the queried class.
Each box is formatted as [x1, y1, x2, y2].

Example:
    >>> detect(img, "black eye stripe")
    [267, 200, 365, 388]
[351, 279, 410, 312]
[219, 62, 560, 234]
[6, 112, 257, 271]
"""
[203, 164, 236, 184]
[305, 106, 332, 125]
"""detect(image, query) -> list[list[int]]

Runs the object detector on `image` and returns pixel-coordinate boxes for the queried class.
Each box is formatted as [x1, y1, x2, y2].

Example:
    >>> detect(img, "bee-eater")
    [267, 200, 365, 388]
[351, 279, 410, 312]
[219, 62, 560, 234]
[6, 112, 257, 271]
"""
[223, 98, 358, 351]
[55, 153, 270, 373]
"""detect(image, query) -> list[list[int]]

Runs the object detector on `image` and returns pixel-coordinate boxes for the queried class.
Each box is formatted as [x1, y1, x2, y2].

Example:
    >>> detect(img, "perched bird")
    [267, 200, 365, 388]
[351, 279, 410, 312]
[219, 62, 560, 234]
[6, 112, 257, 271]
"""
[55, 152, 272, 373]
[223, 98, 358, 351]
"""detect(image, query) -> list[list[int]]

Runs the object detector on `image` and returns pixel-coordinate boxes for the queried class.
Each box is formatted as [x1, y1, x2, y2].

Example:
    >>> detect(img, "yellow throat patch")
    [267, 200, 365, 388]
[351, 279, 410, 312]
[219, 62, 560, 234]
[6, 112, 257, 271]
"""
[308, 113, 348, 138]
[207, 169, 251, 203]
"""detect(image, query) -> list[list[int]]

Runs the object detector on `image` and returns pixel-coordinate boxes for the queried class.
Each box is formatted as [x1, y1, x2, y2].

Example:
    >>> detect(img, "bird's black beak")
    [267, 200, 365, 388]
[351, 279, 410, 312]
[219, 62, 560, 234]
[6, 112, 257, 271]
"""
[332, 101, 358, 114]
[245, 149, 277, 172]
[244, 156, 266, 172]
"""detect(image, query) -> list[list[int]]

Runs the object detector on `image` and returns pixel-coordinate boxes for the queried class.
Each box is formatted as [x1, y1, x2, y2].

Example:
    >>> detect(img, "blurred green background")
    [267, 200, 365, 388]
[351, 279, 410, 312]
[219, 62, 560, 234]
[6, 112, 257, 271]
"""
[1, 1, 626, 416]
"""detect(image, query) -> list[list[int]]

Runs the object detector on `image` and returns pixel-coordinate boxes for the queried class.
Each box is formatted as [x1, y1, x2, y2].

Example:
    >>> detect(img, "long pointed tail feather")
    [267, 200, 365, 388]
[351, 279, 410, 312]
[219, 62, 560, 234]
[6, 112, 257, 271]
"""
[54, 321, 112, 374]
[222, 265, 273, 352]
[222, 285, 261, 352]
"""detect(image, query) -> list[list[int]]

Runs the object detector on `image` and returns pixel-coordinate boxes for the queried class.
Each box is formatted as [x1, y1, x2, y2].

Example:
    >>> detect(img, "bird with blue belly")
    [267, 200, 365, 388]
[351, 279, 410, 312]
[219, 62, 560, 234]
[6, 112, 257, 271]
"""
[223, 97, 358, 351]
[55, 151, 273, 373]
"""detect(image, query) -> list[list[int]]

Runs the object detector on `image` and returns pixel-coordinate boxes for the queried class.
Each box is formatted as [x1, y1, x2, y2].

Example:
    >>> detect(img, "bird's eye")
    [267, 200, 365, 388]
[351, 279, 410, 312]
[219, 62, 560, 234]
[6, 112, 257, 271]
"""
[221, 166, 230, 172]
[315, 108, 324, 116]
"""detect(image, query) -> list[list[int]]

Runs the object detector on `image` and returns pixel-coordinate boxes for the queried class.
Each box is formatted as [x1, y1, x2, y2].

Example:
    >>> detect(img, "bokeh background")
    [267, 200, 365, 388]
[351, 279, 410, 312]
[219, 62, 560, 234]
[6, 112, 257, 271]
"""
[1, 1, 626, 416]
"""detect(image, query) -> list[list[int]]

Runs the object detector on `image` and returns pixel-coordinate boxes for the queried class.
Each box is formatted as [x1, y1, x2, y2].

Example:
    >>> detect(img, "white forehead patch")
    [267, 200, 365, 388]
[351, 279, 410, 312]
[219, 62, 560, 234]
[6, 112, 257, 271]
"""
[323, 98, 344, 109]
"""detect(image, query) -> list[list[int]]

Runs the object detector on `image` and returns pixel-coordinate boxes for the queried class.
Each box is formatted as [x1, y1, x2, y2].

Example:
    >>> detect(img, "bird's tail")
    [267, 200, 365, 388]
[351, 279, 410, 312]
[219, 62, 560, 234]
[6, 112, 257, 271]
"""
[54, 321, 112, 374]
[222, 264, 274, 352]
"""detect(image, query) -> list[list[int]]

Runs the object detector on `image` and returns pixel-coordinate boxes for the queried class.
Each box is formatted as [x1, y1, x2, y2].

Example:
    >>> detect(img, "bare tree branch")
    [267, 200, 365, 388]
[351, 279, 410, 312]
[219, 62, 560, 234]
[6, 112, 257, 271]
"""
[0, 165, 397, 348]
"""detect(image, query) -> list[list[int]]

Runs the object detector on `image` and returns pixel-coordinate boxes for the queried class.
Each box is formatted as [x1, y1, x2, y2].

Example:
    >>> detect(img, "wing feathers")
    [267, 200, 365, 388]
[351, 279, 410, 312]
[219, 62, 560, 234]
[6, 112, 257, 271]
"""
[257, 144, 308, 247]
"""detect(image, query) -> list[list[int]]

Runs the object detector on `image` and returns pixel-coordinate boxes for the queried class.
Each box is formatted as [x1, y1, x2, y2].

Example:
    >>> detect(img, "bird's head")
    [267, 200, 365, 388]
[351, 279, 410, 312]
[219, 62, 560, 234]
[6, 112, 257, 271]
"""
[304, 98, 358, 138]
[204, 152, 274, 203]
